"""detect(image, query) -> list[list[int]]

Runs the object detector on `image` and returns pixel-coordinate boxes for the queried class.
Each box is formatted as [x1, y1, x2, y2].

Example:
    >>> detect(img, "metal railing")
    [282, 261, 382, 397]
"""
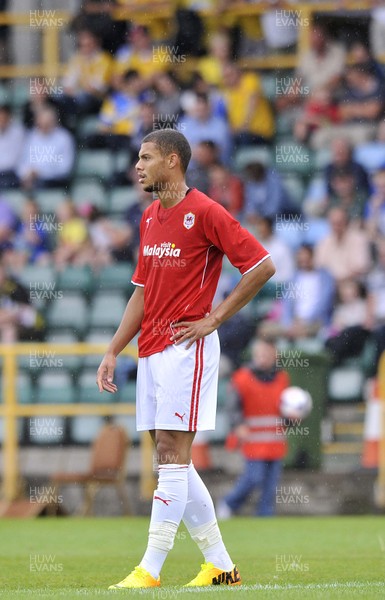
[0, 343, 155, 503]
[0, 2, 378, 79]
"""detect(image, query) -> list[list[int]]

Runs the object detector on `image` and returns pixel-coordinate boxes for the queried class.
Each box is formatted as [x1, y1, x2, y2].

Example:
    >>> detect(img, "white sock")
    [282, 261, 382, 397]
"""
[140, 463, 188, 579]
[182, 462, 233, 571]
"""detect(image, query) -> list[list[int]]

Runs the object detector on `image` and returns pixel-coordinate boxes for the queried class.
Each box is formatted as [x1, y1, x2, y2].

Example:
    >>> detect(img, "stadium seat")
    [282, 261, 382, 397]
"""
[78, 369, 112, 403]
[69, 416, 106, 445]
[328, 366, 365, 403]
[89, 293, 127, 329]
[46, 330, 83, 371]
[57, 266, 94, 296]
[281, 173, 305, 206]
[234, 145, 273, 171]
[11, 83, 30, 107]
[114, 415, 139, 443]
[217, 378, 230, 408]
[314, 147, 332, 171]
[82, 330, 113, 368]
[36, 371, 75, 404]
[118, 381, 136, 404]
[261, 73, 277, 100]
[0, 84, 10, 104]
[46, 293, 89, 333]
[53, 423, 131, 515]
[109, 187, 138, 214]
[275, 139, 314, 176]
[275, 112, 293, 138]
[17, 265, 56, 313]
[77, 116, 100, 137]
[16, 372, 34, 404]
[71, 179, 107, 209]
[75, 150, 114, 180]
[96, 263, 134, 293]
[35, 188, 68, 212]
[3, 189, 26, 215]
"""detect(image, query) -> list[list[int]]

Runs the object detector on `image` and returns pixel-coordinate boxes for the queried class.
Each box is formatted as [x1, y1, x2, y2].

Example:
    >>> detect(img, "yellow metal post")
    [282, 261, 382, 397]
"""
[376, 351, 385, 508]
[140, 432, 156, 500]
[2, 347, 19, 501]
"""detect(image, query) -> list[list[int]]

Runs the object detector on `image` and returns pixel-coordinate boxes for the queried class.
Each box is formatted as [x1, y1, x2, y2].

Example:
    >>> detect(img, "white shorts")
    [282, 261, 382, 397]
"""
[136, 331, 220, 432]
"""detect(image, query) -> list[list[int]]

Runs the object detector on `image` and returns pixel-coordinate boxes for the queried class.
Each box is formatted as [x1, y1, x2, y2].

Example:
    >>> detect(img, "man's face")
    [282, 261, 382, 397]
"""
[330, 210, 348, 236]
[136, 142, 170, 193]
[252, 341, 276, 371]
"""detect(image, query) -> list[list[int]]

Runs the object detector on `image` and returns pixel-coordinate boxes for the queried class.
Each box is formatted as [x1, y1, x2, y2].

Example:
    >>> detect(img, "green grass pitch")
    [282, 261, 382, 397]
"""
[1, 516, 384, 599]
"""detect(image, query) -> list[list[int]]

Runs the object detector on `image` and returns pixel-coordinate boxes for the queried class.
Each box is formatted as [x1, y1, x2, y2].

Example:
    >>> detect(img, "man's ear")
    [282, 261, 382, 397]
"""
[168, 152, 179, 169]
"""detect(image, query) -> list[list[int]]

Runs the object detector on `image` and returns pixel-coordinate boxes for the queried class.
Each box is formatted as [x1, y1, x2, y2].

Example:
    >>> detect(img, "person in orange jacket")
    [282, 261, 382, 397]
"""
[218, 338, 290, 517]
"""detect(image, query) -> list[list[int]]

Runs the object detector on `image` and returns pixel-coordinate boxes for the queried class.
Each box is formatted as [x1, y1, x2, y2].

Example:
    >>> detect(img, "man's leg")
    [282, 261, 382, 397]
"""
[257, 460, 283, 517]
[182, 462, 234, 570]
[139, 429, 194, 579]
[223, 460, 262, 513]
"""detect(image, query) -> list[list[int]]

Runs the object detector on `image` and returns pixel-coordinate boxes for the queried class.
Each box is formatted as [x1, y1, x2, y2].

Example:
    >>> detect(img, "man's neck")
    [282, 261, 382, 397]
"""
[157, 181, 189, 209]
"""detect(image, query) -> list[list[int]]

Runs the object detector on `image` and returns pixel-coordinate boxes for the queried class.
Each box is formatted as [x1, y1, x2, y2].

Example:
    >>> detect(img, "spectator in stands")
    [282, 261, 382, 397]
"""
[337, 63, 385, 139]
[17, 107, 75, 191]
[325, 138, 370, 198]
[0, 196, 18, 253]
[327, 167, 367, 222]
[243, 161, 293, 221]
[252, 216, 295, 283]
[281, 244, 335, 340]
[6, 199, 50, 270]
[367, 237, 385, 365]
[315, 207, 371, 281]
[23, 78, 71, 131]
[181, 92, 231, 164]
[198, 30, 232, 86]
[79, 204, 133, 267]
[208, 163, 243, 217]
[218, 338, 290, 518]
[221, 63, 275, 148]
[297, 23, 346, 92]
[70, 0, 127, 55]
[354, 120, 385, 174]
[186, 140, 219, 194]
[350, 41, 384, 83]
[182, 71, 227, 121]
[370, 6, 385, 63]
[61, 28, 113, 116]
[85, 70, 142, 150]
[0, 260, 44, 342]
[54, 200, 90, 269]
[294, 87, 341, 146]
[114, 24, 168, 86]
[129, 101, 158, 164]
[0, 104, 24, 189]
[325, 278, 371, 365]
[365, 167, 385, 242]
[153, 71, 183, 128]
[311, 62, 385, 148]
[124, 183, 153, 261]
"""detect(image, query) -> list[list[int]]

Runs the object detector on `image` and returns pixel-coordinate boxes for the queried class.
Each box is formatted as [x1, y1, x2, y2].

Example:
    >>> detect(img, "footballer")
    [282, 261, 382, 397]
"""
[96, 129, 275, 588]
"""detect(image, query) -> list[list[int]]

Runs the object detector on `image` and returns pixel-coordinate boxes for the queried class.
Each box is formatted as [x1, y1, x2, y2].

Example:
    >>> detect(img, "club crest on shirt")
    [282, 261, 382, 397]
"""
[183, 212, 195, 230]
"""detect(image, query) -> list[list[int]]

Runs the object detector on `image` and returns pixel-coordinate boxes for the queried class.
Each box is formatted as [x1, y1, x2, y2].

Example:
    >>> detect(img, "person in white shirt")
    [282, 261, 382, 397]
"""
[0, 104, 25, 189]
[17, 106, 75, 190]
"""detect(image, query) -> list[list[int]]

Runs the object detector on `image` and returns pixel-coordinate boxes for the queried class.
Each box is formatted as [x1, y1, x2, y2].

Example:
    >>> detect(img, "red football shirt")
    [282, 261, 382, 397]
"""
[132, 188, 270, 357]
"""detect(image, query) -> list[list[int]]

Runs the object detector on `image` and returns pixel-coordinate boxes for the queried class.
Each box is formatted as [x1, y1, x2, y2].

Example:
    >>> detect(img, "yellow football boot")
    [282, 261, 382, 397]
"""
[184, 562, 241, 587]
[108, 565, 160, 589]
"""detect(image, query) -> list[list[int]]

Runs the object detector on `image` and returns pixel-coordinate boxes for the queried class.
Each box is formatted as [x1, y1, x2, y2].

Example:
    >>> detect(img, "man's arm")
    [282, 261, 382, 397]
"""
[172, 256, 275, 349]
[96, 286, 144, 392]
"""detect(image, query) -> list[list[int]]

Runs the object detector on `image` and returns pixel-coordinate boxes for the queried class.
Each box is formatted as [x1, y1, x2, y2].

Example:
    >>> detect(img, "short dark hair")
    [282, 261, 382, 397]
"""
[123, 69, 139, 82]
[142, 129, 192, 173]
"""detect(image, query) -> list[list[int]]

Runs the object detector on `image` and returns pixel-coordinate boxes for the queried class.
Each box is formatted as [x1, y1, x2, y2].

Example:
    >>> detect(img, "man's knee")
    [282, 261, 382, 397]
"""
[156, 431, 180, 464]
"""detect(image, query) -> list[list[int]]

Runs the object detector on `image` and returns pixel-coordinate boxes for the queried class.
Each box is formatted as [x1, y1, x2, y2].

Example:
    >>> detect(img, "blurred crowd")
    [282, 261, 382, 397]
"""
[0, 4, 385, 378]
